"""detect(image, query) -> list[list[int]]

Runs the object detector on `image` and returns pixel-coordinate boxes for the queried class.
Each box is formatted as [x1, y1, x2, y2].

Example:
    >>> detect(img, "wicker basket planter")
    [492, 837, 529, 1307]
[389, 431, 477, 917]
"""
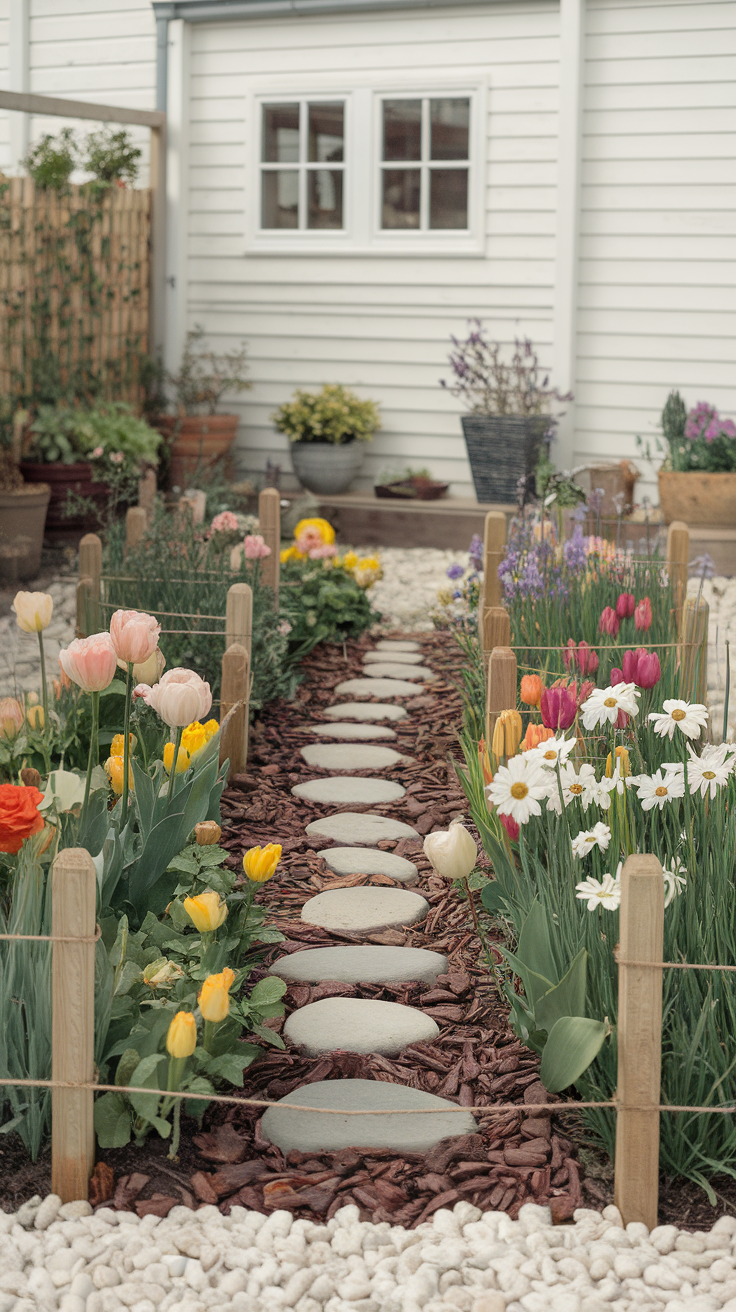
[461, 414, 552, 503]
[289, 440, 365, 495]
[19, 460, 108, 534]
[658, 470, 736, 526]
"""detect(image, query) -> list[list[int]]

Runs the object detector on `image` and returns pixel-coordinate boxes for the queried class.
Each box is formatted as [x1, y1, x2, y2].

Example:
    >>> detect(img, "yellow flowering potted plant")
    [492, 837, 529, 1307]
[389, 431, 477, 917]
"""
[272, 384, 380, 495]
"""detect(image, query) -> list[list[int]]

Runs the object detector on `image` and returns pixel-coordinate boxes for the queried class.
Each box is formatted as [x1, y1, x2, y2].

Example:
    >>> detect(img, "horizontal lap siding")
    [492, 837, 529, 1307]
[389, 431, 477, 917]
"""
[576, 0, 736, 502]
[187, 3, 560, 494]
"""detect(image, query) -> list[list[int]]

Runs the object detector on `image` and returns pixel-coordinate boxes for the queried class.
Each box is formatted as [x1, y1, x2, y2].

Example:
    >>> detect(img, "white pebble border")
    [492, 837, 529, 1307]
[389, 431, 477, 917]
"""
[5, 1195, 736, 1312]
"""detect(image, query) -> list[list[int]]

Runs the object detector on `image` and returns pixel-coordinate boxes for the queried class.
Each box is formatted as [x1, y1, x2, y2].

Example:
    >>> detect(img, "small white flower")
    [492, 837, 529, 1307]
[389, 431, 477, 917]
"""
[551, 762, 600, 812]
[486, 755, 550, 826]
[581, 683, 640, 731]
[635, 769, 686, 812]
[601, 765, 628, 798]
[575, 871, 622, 911]
[525, 735, 576, 770]
[686, 745, 732, 799]
[571, 822, 612, 858]
[648, 698, 709, 741]
[662, 857, 687, 907]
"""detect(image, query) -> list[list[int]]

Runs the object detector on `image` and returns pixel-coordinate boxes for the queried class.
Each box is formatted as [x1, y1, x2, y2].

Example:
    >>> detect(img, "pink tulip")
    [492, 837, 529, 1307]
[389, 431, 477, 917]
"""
[135, 667, 212, 728]
[575, 641, 599, 676]
[0, 698, 24, 738]
[110, 609, 161, 666]
[540, 685, 577, 731]
[244, 534, 272, 560]
[610, 667, 624, 686]
[577, 680, 596, 708]
[563, 639, 576, 670]
[599, 606, 620, 637]
[210, 511, 239, 534]
[634, 597, 652, 632]
[59, 633, 117, 693]
[616, 592, 635, 620]
[622, 648, 661, 689]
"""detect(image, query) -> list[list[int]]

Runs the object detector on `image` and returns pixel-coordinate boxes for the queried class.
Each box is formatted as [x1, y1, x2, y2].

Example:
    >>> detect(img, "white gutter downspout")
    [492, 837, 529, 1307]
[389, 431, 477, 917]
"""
[552, 0, 584, 471]
[9, 0, 30, 170]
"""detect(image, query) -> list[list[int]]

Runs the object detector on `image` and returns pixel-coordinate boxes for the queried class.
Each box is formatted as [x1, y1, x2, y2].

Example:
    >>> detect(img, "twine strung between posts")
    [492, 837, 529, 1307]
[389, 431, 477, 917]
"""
[0, 925, 102, 944]
[614, 947, 736, 973]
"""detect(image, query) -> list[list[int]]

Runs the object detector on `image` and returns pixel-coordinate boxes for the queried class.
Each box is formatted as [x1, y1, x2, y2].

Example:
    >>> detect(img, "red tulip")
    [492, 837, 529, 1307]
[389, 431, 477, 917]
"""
[599, 606, 620, 637]
[610, 667, 624, 686]
[540, 685, 577, 731]
[563, 638, 576, 670]
[576, 641, 599, 676]
[634, 597, 652, 631]
[500, 812, 520, 843]
[622, 648, 660, 689]
[616, 592, 635, 620]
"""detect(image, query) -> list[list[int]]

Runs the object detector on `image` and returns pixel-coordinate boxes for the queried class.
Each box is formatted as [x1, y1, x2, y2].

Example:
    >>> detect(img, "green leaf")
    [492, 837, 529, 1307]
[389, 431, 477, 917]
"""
[539, 1016, 607, 1093]
[94, 1092, 132, 1148]
[517, 898, 558, 987]
[248, 977, 287, 1007]
[248, 1020, 285, 1049]
[114, 960, 143, 997]
[184, 1075, 214, 1118]
[480, 881, 508, 916]
[202, 1051, 258, 1086]
[500, 948, 555, 1012]
[115, 1048, 142, 1087]
[128, 1053, 166, 1122]
[534, 949, 588, 1035]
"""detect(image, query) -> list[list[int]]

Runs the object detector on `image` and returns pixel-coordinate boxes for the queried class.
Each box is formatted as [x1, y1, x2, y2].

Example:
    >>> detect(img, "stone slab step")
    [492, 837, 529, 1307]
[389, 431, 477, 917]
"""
[364, 663, 436, 681]
[375, 640, 421, 651]
[300, 743, 406, 771]
[305, 812, 419, 844]
[363, 650, 423, 666]
[283, 996, 439, 1056]
[334, 677, 421, 699]
[322, 847, 418, 882]
[306, 722, 397, 741]
[293, 777, 405, 805]
[268, 944, 448, 986]
[322, 701, 408, 722]
[301, 886, 429, 932]
[261, 1079, 478, 1154]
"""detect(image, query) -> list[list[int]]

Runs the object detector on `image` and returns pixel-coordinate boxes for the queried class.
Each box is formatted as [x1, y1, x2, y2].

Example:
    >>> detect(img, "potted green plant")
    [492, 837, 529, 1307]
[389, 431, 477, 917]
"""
[653, 392, 736, 525]
[440, 322, 572, 503]
[153, 326, 250, 490]
[0, 408, 50, 582]
[273, 384, 380, 495]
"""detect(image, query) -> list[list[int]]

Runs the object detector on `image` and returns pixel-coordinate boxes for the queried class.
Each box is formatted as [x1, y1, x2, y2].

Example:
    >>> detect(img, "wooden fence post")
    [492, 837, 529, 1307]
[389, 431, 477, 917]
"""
[667, 520, 689, 630]
[477, 511, 507, 638]
[137, 468, 157, 522]
[679, 595, 709, 705]
[219, 642, 250, 778]
[481, 606, 511, 674]
[77, 533, 102, 636]
[614, 853, 664, 1230]
[485, 646, 517, 748]
[258, 487, 281, 601]
[125, 506, 148, 552]
[226, 583, 253, 653]
[52, 848, 96, 1203]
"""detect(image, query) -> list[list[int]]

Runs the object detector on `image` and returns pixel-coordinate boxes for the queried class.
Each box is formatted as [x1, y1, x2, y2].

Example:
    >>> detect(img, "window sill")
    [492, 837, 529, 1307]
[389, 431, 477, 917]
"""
[244, 237, 485, 258]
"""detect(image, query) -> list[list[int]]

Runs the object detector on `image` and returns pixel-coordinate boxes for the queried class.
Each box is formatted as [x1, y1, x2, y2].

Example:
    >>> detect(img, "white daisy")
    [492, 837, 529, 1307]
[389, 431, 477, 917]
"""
[525, 735, 576, 770]
[575, 872, 621, 912]
[571, 822, 612, 858]
[600, 765, 630, 798]
[486, 755, 550, 826]
[662, 858, 687, 907]
[648, 699, 709, 741]
[635, 769, 686, 812]
[686, 746, 732, 799]
[581, 683, 640, 732]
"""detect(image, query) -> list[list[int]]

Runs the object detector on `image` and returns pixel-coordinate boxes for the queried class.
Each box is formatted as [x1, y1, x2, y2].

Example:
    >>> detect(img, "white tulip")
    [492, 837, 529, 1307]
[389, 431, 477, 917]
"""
[423, 819, 477, 881]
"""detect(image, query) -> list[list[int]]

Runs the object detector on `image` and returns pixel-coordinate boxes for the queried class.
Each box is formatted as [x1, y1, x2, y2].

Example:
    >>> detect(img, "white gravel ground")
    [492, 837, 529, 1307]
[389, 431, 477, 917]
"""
[6, 1196, 736, 1312]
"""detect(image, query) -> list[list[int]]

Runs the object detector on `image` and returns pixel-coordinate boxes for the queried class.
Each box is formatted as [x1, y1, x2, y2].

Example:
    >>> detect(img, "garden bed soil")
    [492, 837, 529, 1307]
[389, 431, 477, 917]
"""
[2, 629, 733, 1231]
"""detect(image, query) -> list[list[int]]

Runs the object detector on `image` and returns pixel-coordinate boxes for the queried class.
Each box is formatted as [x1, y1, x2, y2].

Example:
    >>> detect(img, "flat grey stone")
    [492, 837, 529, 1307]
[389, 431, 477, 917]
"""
[375, 640, 421, 652]
[323, 847, 418, 882]
[364, 663, 436, 681]
[323, 702, 408, 722]
[284, 997, 439, 1056]
[334, 678, 421, 698]
[306, 812, 419, 844]
[301, 886, 429, 932]
[300, 743, 405, 771]
[261, 1079, 478, 1154]
[363, 650, 423, 666]
[269, 944, 448, 985]
[306, 722, 397, 740]
[293, 777, 405, 804]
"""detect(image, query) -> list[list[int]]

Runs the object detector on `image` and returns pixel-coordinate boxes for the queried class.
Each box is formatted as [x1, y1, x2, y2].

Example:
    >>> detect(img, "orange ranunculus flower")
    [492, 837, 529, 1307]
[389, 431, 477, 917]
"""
[521, 723, 555, 753]
[0, 784, 45, 854]
[520, 674, 543, 707]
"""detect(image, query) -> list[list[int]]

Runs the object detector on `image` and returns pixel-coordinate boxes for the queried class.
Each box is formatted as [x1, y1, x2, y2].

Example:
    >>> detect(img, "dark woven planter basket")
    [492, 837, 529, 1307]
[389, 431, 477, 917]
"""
[461, 414, 552, 503]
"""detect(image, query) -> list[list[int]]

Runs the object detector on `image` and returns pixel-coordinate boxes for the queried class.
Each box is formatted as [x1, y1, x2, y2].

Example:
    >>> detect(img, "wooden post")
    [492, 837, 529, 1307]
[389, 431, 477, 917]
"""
[680, 595, 709, 706]
[258, 487, 281, 601]
[614, 853, 664, 1230]
[481, 606, 511, 673]
[226, 583, 253, 652]
[667, 520, 689, 630]
[137, 468, 157, 522]
[478, 510, 507, 626]
[485, 646, 517, 748]
[125, 506, 148, 552]
[219, 642, 250, 778]
[52, 848, 96, 1203]
[78, 533, 102, 634]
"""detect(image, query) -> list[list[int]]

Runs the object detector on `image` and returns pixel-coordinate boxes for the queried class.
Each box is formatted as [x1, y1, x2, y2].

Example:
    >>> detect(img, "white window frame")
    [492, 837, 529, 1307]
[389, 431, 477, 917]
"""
[375, 93, 474, 241]
[245, 80, 486, 258]
[258, 96, 348, 237]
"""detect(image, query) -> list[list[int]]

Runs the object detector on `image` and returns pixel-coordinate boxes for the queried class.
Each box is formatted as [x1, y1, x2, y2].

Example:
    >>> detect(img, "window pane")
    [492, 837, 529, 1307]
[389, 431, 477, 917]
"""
[382, 100, 421, 161]
[429, 168, 468, 229]
[381, 168, 420, 229]
[262, 104, 300, 163]
[308, 103, 344, 163]
[261, 170, 299, 228]
[308, 169, 343, 229]
[430, 98, 470, 161]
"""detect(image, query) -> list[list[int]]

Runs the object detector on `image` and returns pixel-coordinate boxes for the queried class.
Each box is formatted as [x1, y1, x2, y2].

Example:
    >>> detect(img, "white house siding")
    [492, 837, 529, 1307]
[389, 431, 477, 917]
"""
[185, 2, 561, 494]
[574, 0, 736, 503]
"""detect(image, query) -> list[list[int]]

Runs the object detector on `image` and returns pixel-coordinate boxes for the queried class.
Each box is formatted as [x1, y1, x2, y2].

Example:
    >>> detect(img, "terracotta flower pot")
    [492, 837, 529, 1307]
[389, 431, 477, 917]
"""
[19, 460, 109, 535]
[155, 415, 239, 490]
[0, 482, 50, 582]
[658, 470, 736, 526]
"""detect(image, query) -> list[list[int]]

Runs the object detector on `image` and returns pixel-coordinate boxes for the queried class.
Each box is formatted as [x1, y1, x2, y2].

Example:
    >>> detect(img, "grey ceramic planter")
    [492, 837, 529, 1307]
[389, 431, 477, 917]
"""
[461, 414, 552, 503]
[289, 440, 365, 495]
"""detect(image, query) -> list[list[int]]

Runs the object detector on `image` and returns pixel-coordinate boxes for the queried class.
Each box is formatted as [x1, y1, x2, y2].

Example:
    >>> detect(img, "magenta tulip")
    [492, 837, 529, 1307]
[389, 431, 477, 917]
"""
[610, 667, 624, 686]
[622, 647, 660, 689]
[599, 606, 620, 637]
[540, 686, 577, 731]
[616, 592, 635, 620]
[635, 597, 653, 632]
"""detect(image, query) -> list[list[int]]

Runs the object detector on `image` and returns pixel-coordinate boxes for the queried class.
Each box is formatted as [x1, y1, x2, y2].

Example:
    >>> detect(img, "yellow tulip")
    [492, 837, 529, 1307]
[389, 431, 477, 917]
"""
[12, 591, 53, 633]
[194, 820, 222, 846]
[183, 891, 228, 933]
[143, 958, 184, 987]
[26, 704, 44, 730]
[105, 755, 134, 795]
[243, 843, 282, 883]
[605, 746, 631, 777]
[198, 967, 236, 1023]
[491, 709, 523, 759]
[163, 742, 191, 774]
[110, 732, 137, 758]
[166, 1010, 197, 1058]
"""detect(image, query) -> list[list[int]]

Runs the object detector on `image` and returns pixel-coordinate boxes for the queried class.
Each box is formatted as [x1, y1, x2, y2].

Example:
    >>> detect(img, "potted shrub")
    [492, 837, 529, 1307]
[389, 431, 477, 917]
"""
[654, 391, 736, 525]
[375, 466, 448, 500]
[440, 321, 572, 503]
[0, 409, 50, 582]
[273, 384, 380, 495]
[153, 326, 250, 490]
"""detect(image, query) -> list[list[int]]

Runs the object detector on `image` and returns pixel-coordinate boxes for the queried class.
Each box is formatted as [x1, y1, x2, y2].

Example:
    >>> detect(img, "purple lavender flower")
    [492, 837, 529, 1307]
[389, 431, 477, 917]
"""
[446, 562, 464, 580]
[689, 552, 715, 580]
[468, 533, 483, 572]
[563, 523, 587, 573]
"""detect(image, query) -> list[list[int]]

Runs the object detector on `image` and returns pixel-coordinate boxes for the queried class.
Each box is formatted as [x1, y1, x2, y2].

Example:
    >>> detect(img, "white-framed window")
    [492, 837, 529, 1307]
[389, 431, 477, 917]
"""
[378, 96, 471, 233]
[259, 99, 346, 231]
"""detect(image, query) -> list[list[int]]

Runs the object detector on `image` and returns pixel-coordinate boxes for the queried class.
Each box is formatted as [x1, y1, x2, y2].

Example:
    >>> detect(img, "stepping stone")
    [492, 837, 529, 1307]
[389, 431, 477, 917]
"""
[323, 702, 408, 722]
[335, 677, 421, 698]
[306, 813, 419, 845]
[301, 886, 429, 932]
[269, 944, 448, 985]
[261, 1079, 478, 1155]
[364, 650, 423, 666]
[284, 997, 439, 1057]
[300, 743, 405, 771]
[364, 663, 436, 681]
[293, 778, 405, 805]
[375, 640, 421, 652]
[307, 722, 397, 741]
[323, 847, 418, 882]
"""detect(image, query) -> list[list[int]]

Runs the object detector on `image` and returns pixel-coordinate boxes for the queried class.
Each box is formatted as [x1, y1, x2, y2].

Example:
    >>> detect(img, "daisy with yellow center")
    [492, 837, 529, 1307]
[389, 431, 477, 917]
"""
[648, 699, 709, 741]
[581, 683, 640, 731]
[635, 769, 685, 812]
[486, 755, 549, 826]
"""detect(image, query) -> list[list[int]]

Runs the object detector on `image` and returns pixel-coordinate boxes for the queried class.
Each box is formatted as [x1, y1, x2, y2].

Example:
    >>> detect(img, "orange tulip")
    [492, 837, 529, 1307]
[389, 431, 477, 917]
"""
[477, 738, 493, 787]
[520, 674, 543, 707]
[521, 723, 555, 753]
